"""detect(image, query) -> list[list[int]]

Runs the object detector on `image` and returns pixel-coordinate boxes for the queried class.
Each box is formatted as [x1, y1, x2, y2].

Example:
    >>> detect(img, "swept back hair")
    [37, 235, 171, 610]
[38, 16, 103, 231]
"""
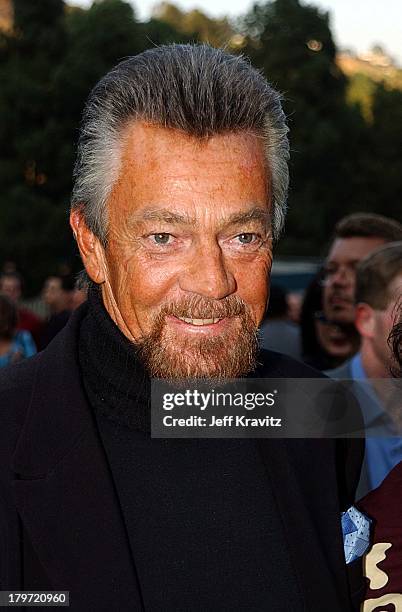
[71, 44, 289, 245]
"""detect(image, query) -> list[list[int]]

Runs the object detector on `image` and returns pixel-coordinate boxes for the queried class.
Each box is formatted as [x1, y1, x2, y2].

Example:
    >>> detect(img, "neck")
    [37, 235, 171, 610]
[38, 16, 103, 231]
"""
[360, 343, 391, 379]
[78, 285, 150, 432]
[360, 342, 394, 406]
[51, 301, 68, 315]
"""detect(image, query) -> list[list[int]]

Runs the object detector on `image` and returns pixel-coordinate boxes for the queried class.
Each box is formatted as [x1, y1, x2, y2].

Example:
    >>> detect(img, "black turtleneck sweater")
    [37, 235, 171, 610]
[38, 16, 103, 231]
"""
[77, 287, 300, 610]
[79, 286, 151, 432]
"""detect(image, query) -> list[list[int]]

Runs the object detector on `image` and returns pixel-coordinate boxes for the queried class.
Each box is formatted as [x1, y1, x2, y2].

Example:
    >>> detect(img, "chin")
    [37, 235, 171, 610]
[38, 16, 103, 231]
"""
[138, 327, 259, 381]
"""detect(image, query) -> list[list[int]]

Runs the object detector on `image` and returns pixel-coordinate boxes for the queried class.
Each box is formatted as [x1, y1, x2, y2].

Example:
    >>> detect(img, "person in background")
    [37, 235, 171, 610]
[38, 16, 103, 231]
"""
[39, 274, 74, 349]
[0, 295, 36, 368]
[322, 213, 402, 328]
[328, 242, 402, 497]
[357, 303, 402, 606]
[0, 272, 43, 347]
[259, 284, 302, 359]
[300, 272, 358, 370]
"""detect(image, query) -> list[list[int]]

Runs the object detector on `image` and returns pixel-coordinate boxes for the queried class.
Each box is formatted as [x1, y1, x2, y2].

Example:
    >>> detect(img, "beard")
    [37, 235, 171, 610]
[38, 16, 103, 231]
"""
[136, 294, 259, 380]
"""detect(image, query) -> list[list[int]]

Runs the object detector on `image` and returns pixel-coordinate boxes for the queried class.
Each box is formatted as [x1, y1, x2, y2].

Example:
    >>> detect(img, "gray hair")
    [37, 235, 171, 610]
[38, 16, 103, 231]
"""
[71, 44, 289, 245]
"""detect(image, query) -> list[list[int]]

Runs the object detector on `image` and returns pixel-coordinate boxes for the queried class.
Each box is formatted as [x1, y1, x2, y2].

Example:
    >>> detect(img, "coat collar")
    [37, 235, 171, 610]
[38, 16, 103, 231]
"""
[257, 438, 357, 609]
[12, 303, 144, 608]
[12, 303, 91, 478]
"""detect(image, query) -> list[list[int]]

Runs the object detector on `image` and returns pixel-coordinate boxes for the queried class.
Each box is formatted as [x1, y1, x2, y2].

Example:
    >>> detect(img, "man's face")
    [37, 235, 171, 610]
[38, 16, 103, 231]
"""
[322, 236, 386, 324]
[0, 277, 21, 303]
[90, 122, 272, 379]
[42, 277, 63, 309]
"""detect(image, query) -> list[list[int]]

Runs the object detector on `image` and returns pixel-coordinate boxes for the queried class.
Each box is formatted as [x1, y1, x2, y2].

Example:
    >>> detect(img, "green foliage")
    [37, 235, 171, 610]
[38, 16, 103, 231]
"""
[242, 0, 343, 104]
[361, 84, 402, 219]
[154, 2, 235, 47]
[239, 0, 396, 256]
[0, 0, 69, 293]
[346, 73, 376, 122]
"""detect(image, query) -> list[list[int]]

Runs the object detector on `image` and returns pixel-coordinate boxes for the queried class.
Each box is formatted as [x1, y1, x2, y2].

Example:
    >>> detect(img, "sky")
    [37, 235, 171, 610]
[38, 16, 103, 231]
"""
[71, 0, 402, 66]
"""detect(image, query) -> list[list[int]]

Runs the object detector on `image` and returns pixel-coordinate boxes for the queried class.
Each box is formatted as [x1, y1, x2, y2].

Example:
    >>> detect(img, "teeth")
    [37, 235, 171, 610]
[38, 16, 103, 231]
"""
[178, 316, 222, 325]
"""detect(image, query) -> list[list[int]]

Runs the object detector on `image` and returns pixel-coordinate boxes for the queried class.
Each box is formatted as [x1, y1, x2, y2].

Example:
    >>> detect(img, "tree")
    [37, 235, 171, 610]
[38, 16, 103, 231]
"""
[0, 0, 70, 293]
[154, 2, 234, 47]
[240, 0, 368, 254]
[361, 84, 402, 221]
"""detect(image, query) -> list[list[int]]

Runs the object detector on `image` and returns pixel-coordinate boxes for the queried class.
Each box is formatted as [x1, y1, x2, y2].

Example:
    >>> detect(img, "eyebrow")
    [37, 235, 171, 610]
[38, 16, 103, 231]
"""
[132, 209, 197, 226]
[224, 208, 270, 227]
[129, 206, 270, 229]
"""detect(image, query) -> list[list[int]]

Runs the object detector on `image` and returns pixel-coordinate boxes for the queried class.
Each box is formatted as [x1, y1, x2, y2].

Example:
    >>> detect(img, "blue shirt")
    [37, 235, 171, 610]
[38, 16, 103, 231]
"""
[351, 352, 402, 491]
[0, 330, 37, 368]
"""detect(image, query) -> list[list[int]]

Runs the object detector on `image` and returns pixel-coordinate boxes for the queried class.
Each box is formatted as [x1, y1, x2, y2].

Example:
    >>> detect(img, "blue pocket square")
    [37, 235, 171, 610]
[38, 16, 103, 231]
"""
[341, 506, 372, 564]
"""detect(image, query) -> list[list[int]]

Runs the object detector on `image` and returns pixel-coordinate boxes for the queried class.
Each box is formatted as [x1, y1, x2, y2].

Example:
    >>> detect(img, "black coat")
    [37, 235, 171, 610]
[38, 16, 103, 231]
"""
[0, 305, 365, 610]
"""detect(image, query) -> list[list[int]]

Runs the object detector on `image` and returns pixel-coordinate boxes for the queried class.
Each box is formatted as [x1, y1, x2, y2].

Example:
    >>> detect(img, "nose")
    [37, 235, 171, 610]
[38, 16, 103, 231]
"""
[179, 241, 236, 300]
[325, 265, 353, 289]
[331, 266, 353, 287]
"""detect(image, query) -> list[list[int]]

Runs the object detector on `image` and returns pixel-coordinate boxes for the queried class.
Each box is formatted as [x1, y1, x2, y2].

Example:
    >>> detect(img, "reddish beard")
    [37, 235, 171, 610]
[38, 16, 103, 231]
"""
[136, 294, 259, 380]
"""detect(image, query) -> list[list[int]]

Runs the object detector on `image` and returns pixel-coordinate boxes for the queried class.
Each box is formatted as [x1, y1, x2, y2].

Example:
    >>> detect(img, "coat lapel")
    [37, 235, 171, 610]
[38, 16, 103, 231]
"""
[257, 438, 354, 611]
[11, 307, 144, 610]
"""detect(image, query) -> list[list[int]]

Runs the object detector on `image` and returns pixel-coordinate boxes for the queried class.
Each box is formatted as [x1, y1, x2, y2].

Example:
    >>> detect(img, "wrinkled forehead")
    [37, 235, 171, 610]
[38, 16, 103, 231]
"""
[327, 236, 387, 264]
[107, 121, 271, 221]
[118, 120, 268, 176]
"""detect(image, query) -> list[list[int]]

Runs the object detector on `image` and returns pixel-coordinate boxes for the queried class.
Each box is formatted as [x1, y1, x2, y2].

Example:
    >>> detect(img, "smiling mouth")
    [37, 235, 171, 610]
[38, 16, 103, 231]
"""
[175, 316, 223, 326]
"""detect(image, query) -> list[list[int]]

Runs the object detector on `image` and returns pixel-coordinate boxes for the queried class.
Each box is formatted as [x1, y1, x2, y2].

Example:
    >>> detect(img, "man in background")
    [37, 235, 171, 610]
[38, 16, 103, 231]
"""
[39, 274, 74, 349]
[328, 242, 402, 497]
[322, 213, 402, 329]
[0, 272, 42, 347]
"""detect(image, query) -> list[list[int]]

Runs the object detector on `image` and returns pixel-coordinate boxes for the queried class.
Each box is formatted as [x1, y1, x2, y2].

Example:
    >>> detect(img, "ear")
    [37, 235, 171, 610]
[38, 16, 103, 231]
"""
[70, 209, 107, 285]
[355, 303, 375, 339]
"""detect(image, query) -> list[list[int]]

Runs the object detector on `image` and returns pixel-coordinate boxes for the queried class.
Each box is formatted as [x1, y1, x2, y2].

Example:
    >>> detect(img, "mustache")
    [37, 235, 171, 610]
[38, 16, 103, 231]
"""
[158, 294, 248, 320]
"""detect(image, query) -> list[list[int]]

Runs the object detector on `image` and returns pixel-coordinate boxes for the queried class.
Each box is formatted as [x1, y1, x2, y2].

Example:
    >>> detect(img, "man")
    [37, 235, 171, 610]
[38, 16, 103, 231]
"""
[0, 45, 363, 610]
[38, 274, 74, 349]
[322, 214, 402, 362]
[300, 273, 357, 371]
[328, 242, 402, 497]
[0, 272, 43, 347]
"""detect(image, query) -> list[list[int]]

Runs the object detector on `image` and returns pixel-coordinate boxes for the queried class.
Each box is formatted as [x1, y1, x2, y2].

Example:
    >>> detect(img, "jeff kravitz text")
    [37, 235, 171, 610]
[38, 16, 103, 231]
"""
[163, 415, 282, 428]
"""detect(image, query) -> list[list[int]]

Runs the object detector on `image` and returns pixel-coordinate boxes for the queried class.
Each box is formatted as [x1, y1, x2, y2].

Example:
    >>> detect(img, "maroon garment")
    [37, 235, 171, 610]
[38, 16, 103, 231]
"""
[357, 461, 402, 603]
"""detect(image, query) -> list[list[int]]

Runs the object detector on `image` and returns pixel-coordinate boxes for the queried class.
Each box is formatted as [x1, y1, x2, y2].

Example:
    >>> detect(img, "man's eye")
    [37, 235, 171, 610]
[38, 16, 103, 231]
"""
[236, 233, 257, 244]
[151, 233, 172, 245]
